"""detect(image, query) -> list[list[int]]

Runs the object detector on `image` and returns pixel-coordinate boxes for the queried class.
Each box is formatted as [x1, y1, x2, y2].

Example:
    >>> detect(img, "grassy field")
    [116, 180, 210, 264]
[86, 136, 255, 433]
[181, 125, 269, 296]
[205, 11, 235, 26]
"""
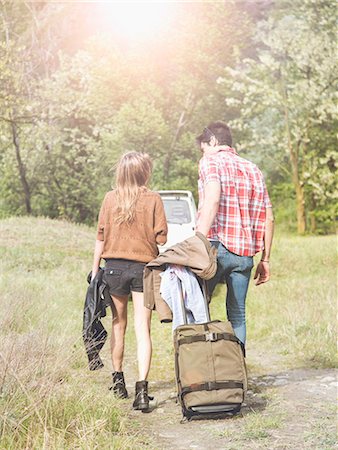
[0, 217, 336, 449]
[213, 231, 337, 370]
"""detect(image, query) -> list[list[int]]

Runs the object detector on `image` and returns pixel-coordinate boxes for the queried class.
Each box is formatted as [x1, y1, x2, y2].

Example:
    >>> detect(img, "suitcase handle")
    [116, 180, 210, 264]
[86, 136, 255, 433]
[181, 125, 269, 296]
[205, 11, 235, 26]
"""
[178, 276, 211, 324]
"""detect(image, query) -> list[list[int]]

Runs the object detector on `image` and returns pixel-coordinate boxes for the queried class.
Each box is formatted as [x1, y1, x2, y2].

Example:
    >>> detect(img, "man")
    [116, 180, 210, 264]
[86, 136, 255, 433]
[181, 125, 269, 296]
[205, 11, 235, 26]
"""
[196, 121, 274, 348]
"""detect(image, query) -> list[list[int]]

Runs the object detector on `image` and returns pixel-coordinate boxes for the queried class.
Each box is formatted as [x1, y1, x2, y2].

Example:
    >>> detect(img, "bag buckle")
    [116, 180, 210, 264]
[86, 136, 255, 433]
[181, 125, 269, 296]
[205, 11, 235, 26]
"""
[206, 381, 214, 391]
[205, 332, 217, 342]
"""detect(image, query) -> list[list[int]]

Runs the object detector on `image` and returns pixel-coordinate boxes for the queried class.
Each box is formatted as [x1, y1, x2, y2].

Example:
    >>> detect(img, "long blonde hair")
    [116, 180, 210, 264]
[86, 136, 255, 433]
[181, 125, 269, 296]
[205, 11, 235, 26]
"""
[113, 151, 153, 225]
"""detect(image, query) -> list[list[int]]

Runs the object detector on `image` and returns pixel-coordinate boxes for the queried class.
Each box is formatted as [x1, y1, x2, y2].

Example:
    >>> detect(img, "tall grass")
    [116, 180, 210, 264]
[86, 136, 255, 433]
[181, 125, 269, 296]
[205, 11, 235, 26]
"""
[210, 233, 337, 370]
[0, 217, 336, 448]
[0, 218, 146, 449]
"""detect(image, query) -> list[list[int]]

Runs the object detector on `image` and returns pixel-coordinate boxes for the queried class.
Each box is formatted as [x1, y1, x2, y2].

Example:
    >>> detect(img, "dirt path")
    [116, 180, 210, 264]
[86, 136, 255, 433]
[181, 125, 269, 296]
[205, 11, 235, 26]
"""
[126, 349, 337, 450]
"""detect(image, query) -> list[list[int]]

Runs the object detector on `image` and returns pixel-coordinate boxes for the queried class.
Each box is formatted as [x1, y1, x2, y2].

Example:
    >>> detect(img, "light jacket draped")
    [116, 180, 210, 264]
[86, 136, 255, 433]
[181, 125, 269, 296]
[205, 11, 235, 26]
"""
[143, 232, 217, 322]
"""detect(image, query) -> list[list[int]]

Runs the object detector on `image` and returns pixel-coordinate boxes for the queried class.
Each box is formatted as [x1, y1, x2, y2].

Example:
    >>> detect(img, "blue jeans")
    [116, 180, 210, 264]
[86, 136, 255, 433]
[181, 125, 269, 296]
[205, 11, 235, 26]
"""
[208, 242, 253, 345]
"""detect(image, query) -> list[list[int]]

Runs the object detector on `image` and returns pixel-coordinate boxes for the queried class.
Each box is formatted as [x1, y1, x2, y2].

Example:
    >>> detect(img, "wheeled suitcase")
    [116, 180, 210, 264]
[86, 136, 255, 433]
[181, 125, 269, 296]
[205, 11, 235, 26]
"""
[174, 278, 247, 420]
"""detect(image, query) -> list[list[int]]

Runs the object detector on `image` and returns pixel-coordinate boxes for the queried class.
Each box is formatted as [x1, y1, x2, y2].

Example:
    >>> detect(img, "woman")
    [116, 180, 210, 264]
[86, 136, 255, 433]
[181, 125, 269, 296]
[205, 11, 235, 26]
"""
[91, 151, 167, 411]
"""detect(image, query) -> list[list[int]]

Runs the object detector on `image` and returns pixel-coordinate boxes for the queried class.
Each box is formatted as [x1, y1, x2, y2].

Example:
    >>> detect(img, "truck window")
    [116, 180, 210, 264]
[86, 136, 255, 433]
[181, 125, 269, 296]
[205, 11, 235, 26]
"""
[162, 199, 192, 224]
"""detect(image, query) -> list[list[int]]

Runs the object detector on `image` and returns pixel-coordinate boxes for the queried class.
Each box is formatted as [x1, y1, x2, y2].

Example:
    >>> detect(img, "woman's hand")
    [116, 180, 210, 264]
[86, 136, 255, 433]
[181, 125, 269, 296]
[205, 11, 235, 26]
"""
[91, 270, 98, 282]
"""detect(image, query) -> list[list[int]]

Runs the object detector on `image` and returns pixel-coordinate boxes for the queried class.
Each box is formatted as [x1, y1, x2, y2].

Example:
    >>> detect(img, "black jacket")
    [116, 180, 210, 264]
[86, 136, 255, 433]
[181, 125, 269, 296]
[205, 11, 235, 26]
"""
[82, 268, 111, 370]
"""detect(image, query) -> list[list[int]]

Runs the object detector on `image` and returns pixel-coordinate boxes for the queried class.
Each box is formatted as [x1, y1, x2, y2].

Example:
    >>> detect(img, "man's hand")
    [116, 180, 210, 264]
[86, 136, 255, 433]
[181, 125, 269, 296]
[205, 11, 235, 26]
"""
[254, 261, 270, 285]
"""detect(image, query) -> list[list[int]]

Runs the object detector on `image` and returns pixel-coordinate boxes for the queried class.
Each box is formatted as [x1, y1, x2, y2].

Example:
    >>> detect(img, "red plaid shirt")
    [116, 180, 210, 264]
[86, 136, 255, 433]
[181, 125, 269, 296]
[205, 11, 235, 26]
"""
[198, 147, 272, 256]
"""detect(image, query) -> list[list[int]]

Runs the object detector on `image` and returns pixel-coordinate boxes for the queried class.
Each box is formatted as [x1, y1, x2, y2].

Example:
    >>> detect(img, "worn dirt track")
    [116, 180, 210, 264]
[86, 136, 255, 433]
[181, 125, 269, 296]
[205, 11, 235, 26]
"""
[125, 348, 337, 450]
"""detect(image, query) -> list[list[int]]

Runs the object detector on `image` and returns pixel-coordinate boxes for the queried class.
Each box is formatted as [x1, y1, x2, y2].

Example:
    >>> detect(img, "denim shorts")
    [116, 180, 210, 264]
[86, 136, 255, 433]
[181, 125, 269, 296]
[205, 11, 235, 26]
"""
[103, 259, 146, 296]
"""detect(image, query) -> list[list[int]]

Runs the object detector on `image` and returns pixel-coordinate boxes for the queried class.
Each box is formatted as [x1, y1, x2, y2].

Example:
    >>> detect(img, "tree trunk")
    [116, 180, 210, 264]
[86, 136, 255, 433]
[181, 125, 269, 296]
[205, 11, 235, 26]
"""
[309, 195, 317, 233]
[288, 140, 306, 234]
[11, 121, 32, 214]
[164, 92, 195, 181]
[281, 80, 306, 233]
[309, 211, 316, 233]
[285, 133, 306, 234]
[294, 174, 306, 234]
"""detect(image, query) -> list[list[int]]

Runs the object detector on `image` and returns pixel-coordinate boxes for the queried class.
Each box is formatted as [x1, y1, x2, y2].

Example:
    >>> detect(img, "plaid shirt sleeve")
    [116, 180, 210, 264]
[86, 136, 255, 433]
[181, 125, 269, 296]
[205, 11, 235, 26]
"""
[200, 155, 221, 185]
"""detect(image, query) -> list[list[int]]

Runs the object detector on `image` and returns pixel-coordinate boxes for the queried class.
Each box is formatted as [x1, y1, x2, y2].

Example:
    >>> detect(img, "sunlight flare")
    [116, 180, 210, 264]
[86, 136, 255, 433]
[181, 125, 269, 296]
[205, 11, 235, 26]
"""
[98, 2, 174, 40]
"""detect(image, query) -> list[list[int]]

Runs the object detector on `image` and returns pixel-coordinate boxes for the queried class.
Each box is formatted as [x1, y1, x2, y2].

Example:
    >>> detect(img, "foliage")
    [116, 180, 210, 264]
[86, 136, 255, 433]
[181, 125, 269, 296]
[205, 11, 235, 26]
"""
[0, 1, 335, 233]
[218, 0, 337, 233]
[0, 1, 250, 224]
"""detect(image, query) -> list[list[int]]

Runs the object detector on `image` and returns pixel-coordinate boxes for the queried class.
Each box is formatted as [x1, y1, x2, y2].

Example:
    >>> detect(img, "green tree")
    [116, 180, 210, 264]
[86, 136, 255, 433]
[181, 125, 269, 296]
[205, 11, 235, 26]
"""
[0, 1, 70, 216]
[0, 1, 258, 224]
[219, 0, 337, 233]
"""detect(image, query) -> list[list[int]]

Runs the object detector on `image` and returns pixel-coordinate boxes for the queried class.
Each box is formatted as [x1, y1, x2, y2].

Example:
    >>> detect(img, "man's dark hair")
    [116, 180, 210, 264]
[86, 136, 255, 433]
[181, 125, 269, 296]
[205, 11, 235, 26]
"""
[197, 121, 232, 146]
[207, 121, 232, 146]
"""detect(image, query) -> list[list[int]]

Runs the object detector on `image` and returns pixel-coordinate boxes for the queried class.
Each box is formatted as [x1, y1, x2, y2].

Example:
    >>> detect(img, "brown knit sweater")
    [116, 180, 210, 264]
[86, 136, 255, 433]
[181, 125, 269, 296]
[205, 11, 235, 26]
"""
[96, 188, 168, 263]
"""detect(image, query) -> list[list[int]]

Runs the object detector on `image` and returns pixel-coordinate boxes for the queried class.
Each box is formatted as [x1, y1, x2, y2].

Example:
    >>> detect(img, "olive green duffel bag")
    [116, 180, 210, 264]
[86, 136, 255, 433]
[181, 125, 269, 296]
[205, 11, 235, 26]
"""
[174, 282, 247, 420]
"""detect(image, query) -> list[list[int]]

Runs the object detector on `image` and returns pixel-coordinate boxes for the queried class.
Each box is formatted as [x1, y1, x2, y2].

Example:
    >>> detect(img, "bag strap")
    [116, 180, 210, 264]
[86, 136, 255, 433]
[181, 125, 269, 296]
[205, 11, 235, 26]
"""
[177, 332, 240, 346]
[181, 380, 243, 398]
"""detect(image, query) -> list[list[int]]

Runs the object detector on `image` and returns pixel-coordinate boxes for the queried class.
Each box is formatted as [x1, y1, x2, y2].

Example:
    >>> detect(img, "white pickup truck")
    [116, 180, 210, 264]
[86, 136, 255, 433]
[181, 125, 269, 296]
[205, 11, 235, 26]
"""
[158, 190, 197, 252]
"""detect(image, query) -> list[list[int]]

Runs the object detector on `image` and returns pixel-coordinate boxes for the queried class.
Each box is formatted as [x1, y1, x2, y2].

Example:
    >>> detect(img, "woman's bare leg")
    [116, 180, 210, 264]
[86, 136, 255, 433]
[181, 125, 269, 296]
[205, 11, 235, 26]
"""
[131, 291, 152, 380]
[110, 294, 128, 371]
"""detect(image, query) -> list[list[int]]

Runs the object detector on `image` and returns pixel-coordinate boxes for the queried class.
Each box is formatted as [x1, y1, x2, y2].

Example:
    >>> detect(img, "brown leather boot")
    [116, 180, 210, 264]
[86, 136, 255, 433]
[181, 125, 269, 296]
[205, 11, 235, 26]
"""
[109, 372, 128, 399]
[132, 380, 149, 411]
